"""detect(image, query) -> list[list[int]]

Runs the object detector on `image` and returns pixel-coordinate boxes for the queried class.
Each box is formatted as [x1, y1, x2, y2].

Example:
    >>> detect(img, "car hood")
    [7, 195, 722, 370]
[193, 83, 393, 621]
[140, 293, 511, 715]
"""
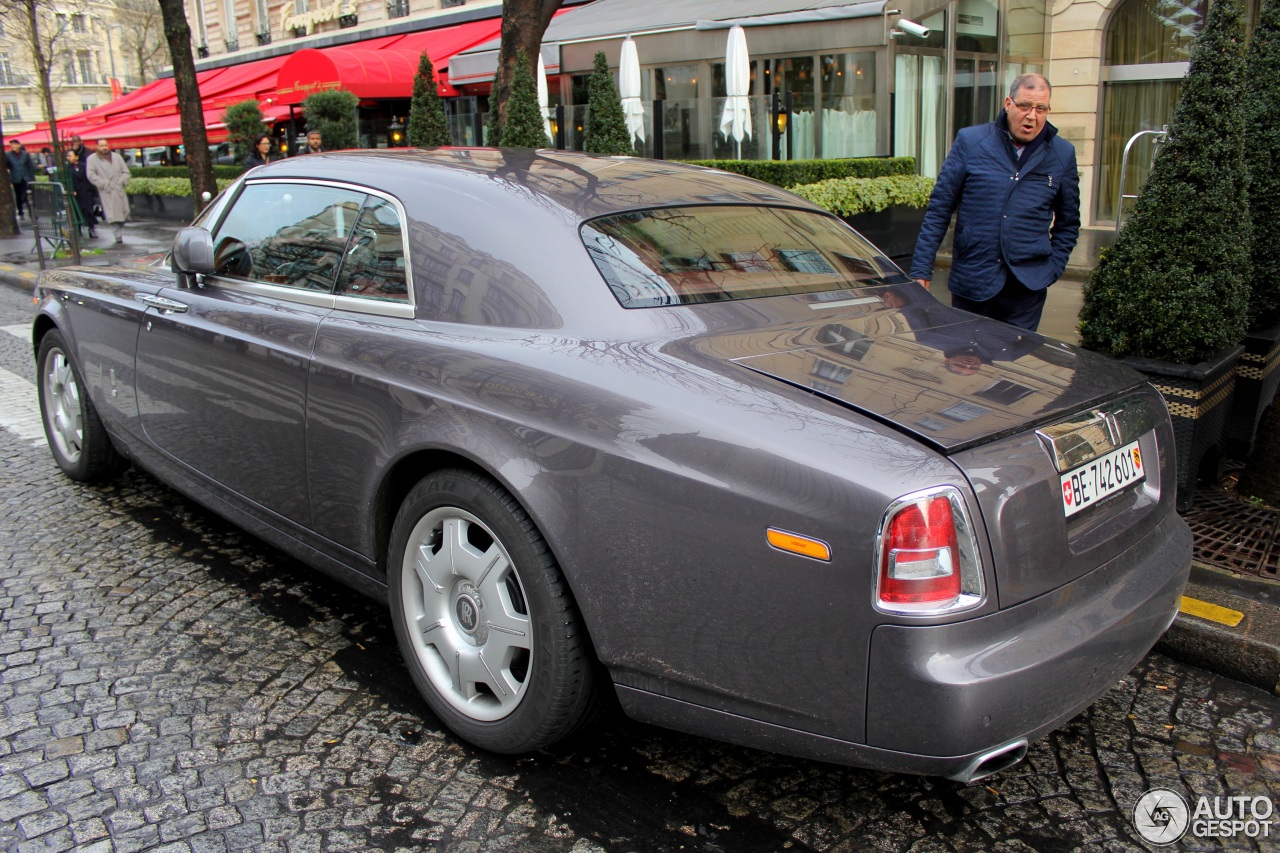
[694, 285, 1146, 454]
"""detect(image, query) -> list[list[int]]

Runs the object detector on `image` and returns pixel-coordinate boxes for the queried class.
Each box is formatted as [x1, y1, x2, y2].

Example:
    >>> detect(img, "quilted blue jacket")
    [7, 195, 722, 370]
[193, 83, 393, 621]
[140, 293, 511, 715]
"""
[909, 113, 1080, 301]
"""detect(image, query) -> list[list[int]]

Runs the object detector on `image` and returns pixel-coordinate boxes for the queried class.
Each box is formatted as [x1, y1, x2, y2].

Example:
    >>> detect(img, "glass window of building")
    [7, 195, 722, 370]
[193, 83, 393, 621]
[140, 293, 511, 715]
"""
[764, 57, 816, 158]
[1097, 0, 1209, 221]
[955, 0, 999, 52]
[894, 9, 948, 177]
[653, 65, 698, 101]
[820, 52, 877, 158]
[953, 58, 1000, 140]
[711, 59, 762, 160]
[653, 65, 705, 159]
[1107, 0, 1205, 64]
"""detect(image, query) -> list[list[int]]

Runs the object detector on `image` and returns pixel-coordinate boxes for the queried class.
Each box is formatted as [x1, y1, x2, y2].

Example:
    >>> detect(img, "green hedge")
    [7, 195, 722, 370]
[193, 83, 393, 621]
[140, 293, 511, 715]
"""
[787, 174, 935, 217]
[129, 165, 244, 180]
[682, 157, 916, 187]
[126, 176, 238, 197]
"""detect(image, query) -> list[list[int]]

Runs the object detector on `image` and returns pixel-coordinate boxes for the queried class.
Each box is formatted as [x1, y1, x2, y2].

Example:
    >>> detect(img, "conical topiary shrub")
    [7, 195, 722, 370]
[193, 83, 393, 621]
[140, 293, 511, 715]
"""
[1079, 0, 1250, 365]
[1243, 0, 1280, 331]
[302, 89, 360, 151]
[499, 50, 550, 149]
[408, 52, 452, 148]
[222, 100, 266, 165]
[582, 51, 634, 156]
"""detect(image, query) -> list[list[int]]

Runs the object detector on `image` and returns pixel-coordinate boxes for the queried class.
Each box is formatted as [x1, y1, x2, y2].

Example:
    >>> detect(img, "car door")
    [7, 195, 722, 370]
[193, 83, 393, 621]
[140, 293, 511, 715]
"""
[305, 193, 417, 557]
[135, 180, 365, 526]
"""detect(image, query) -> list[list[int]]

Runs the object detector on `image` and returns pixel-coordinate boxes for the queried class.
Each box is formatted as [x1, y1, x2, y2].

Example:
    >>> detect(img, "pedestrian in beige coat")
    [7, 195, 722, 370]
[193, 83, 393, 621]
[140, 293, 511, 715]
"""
[86, 138, 132, 244]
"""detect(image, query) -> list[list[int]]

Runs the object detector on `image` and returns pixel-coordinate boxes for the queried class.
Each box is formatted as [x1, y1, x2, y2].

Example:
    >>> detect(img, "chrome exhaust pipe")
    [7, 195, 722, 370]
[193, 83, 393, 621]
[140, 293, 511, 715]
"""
[947, 739, 1029, 784]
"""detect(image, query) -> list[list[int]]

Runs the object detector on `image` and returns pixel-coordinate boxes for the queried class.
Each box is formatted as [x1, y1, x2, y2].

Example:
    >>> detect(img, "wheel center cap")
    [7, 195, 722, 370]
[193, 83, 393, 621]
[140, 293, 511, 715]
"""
[455, 594, 480, 632]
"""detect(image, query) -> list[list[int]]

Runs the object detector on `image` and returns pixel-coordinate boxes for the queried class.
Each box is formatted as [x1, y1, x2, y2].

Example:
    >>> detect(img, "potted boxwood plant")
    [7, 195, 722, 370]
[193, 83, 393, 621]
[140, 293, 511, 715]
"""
[1227, 0, 1280, 458]
[1078, 0, 1251, 511]
[787, 173, 935, 267]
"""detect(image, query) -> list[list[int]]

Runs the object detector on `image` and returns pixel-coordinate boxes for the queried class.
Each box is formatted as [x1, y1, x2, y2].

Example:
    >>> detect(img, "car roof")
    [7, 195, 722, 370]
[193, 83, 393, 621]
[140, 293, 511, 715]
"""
[244, 148, 818, 222]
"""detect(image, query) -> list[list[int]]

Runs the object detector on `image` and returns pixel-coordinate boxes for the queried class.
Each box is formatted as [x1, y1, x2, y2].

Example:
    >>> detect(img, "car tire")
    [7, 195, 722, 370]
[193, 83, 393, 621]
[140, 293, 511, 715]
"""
[388, 469, 599, 753]
[37, 329, 126, 483]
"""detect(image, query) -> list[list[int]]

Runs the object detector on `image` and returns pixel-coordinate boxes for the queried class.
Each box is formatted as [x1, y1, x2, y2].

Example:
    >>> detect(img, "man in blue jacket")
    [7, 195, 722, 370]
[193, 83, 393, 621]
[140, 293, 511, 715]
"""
[910, 73, 1080, 332]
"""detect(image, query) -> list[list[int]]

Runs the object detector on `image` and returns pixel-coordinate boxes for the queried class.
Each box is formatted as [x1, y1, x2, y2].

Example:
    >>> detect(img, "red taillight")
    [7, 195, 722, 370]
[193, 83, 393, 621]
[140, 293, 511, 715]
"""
[879, 496, 961, 604]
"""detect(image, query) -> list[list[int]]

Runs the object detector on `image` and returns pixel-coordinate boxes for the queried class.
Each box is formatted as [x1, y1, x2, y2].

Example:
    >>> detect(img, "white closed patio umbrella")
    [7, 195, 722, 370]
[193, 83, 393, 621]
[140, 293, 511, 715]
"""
[718, 24, 752, 158]
[537, 52, 553, 144]
[619, 36, 645, 145]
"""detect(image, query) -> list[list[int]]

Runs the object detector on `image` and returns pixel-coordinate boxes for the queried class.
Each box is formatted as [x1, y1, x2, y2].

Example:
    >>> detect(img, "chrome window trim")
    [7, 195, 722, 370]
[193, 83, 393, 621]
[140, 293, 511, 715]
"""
[333, 294, 416, 319]
[217, 177, 416, 315]
[215, 278, 338, 308]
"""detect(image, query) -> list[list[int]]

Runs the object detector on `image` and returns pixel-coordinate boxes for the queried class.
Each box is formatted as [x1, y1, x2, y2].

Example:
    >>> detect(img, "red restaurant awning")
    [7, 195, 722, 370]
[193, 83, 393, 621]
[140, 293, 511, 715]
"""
[12, 14, 500, 149]
[275, 15, 502, 104]
[13, 54, 291, 149]
[277, 48, 423, 104]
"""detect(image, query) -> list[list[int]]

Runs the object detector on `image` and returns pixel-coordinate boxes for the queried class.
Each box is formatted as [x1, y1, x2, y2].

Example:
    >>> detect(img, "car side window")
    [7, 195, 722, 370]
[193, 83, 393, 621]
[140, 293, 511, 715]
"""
[334, 198, 409, 302]
[210, 183, 365, 291]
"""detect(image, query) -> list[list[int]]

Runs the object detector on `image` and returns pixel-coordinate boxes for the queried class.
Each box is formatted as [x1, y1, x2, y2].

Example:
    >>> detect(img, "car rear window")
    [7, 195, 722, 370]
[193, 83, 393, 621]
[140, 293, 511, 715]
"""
[581, 205, 906, 308]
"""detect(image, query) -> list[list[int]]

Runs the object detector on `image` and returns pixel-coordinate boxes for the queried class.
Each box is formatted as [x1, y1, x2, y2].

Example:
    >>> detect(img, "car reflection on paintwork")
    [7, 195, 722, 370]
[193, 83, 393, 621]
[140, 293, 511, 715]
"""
[31, 149, 1191, 784]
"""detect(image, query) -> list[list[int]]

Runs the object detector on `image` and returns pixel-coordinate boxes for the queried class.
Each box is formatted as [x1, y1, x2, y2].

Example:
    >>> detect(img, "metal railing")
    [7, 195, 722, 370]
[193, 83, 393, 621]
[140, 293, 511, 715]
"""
[28, 181, 82, 269]
[1115, 126, 1168, 233]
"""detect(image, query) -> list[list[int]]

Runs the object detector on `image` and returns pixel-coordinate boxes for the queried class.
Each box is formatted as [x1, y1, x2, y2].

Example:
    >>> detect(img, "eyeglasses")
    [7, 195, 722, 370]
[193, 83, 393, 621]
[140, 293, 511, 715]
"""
[1012, 101, 1051, 115]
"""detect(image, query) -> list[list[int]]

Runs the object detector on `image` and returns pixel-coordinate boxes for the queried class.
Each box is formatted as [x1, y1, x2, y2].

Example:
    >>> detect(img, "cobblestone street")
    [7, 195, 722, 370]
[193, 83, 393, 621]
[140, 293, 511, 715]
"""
[2, 283, 1279, 853]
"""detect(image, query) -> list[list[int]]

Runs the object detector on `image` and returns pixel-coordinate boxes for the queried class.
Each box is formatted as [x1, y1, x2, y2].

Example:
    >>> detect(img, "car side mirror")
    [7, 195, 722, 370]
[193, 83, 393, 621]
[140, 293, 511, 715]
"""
[172, 227, 215, 287]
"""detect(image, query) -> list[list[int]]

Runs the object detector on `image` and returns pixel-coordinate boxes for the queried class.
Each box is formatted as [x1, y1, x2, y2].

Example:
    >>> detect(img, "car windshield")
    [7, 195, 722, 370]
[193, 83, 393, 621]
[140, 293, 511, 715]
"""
[582, 205, 908, 308]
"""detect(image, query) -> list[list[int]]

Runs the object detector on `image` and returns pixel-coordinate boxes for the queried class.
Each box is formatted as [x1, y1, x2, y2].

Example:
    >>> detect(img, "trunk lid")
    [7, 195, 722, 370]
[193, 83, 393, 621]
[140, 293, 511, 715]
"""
[692, 285, 1174, 608]
[707, 286, 1146, 452]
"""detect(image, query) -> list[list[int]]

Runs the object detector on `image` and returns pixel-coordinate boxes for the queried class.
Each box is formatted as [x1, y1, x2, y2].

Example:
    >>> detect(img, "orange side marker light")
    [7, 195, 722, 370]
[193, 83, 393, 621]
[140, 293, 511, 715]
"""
[766, 528, 831, 562]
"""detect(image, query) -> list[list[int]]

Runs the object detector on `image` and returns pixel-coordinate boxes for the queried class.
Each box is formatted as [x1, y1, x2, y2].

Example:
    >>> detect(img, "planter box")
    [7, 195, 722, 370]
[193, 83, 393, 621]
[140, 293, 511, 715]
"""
[841, 205, 926, 269]
[1121, 344, 1243, 513]
[127, 193, 195, 223]
[1224, 319, 1280, 459]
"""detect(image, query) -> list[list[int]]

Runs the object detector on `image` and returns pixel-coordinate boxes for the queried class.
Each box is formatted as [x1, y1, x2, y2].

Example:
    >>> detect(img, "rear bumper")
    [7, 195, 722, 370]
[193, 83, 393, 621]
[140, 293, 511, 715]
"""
[865, 510, 1192, 757]
[616, 510, 1190, 780]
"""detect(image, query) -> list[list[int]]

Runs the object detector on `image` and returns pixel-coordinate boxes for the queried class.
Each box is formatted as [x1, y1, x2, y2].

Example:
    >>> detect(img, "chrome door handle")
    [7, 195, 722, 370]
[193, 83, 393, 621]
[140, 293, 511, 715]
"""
[135, 293, 189, 313]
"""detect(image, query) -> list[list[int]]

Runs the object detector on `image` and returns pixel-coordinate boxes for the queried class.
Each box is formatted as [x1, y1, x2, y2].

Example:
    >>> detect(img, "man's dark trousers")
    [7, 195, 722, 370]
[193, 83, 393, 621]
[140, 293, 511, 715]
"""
[949, 271, 1048, 332]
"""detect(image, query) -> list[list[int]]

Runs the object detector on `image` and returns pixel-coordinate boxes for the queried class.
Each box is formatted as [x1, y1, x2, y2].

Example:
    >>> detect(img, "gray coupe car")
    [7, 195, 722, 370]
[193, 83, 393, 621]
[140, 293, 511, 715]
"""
[32, 149, 1191, 783]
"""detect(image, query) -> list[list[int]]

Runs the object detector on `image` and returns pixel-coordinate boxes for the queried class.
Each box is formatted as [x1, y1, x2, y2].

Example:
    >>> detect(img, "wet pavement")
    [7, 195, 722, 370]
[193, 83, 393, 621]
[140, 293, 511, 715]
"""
[2, 258, 1280, 852]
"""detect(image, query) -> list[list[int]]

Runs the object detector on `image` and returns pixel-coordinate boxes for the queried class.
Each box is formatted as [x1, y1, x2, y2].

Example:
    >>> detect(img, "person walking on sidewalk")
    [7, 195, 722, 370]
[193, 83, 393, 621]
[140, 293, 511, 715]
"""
[67, 135, 101, 226]
[6, 139, 37, 221]
[86, 138, 131, 244]
[64, 149, 98, 239]
[244, 134, 278, 169]
[909, 73, 1080, 333]
[299, 130, 323, 155]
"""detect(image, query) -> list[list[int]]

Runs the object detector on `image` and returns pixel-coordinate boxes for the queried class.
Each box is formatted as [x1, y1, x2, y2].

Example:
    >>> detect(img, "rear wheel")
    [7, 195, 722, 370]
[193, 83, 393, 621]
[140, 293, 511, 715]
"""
[37, 330, 126, 482]
[388, 469, 599, 753]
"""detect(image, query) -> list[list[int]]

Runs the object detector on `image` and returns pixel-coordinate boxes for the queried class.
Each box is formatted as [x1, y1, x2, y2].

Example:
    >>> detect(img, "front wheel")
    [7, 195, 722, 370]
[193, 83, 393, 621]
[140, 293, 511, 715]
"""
[388, 469, 599, 753]
[37, 329, 126, 482]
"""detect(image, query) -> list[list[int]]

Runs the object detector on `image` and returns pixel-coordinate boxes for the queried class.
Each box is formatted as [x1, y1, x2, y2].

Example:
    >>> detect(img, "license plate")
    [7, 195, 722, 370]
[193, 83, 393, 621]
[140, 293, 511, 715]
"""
[1060, 440, 1145, 517]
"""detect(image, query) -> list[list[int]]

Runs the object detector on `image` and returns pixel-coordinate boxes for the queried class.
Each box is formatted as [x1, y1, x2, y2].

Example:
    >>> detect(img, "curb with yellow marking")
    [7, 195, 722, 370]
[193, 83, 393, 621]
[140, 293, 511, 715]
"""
[1179, 595, 1245, 627]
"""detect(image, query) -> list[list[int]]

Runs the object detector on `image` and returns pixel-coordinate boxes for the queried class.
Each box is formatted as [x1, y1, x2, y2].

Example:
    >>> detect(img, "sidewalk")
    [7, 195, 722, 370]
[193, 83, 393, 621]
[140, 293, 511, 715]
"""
[0, 214, 1276, 696]
[0, 215, 184, 292]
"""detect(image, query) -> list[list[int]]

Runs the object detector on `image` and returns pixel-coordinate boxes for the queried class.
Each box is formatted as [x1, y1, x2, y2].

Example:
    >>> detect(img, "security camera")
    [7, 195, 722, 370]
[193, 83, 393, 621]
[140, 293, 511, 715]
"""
[895, 18, 930, 38]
